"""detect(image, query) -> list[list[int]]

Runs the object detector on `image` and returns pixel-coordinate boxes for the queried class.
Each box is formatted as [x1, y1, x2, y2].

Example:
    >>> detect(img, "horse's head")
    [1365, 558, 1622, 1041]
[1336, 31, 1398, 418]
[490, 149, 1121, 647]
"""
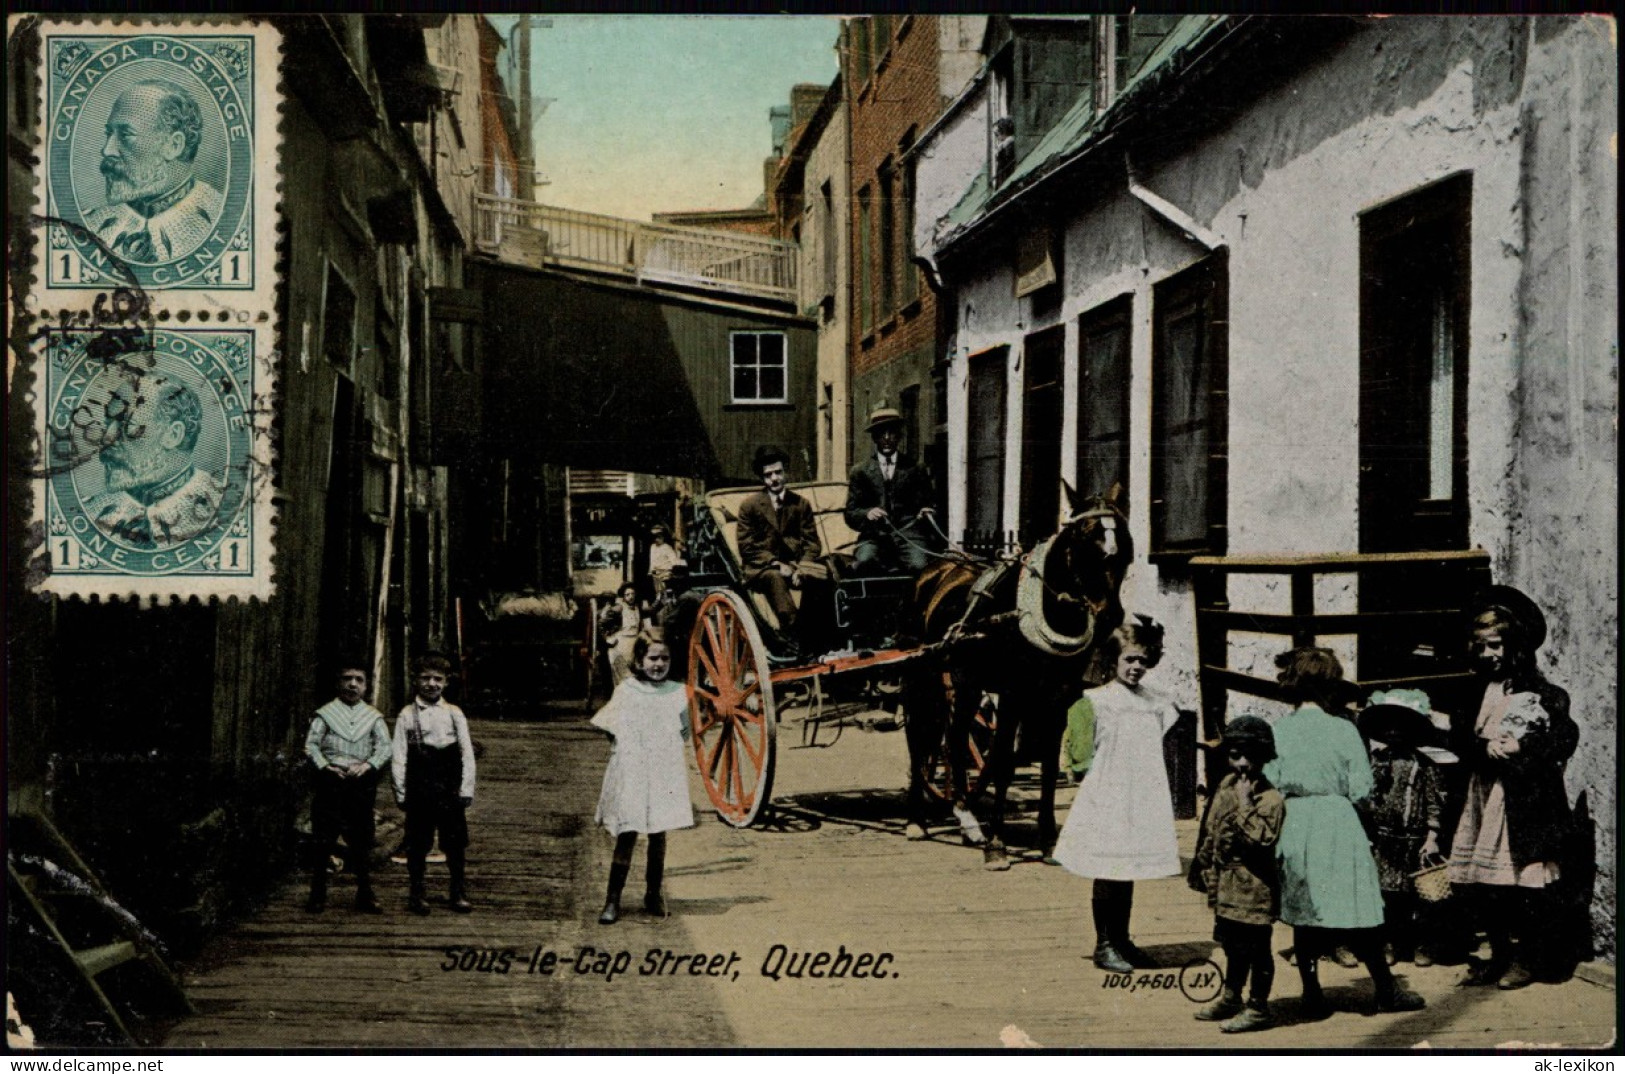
[1057, 481, 1133, 592]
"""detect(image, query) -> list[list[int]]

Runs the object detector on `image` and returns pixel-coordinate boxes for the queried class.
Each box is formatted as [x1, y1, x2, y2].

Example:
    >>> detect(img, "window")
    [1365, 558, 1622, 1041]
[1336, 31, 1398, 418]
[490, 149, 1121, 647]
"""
[878, 160, 896, 318]
[820, 179, 837, 304]
[1019, 327, 1064, 545]
[322, 262, 357, 373]
[1151, 254, 1228, 556]
[731, 331, 788, 404]
[1077, 295, 1132, 504]
[374, 294, 398, 400]
[1358, 173, 1471, 553]
[851, 18, 872, 85]
[899, 383, 921, 458]
[899, 129, 919, 308]
[966, 347, 1009, 550]
[857, 186, 873, 334]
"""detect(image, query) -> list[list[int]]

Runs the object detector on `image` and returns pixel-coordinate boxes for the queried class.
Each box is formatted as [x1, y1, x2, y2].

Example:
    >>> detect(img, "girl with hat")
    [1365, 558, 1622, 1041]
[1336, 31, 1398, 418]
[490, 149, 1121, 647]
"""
[1190, 716, 1286, 1032]
[1447, 587, 1577, 990]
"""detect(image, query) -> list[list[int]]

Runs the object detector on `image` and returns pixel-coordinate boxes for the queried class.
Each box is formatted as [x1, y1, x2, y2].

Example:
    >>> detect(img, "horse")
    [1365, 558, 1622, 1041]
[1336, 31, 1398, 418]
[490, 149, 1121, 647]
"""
[901, 482, 1132, 870]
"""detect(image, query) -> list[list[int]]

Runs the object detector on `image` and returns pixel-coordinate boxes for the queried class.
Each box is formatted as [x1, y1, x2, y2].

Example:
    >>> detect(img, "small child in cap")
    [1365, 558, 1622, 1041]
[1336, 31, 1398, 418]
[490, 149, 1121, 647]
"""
[1190, 715, 1286, 1032]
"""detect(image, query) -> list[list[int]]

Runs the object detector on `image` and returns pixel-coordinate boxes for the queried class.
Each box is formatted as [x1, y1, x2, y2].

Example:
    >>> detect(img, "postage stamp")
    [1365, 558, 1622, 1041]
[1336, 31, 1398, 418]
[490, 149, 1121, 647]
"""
[31, 325, 275, 602]
[32, 21, 280, 310]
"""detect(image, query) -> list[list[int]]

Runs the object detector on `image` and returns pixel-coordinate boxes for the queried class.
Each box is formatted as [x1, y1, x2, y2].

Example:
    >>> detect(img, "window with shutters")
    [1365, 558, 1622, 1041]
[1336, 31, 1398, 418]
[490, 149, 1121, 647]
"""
[1077, 295, 1132, 505]
[1151, 254, 1228, 557]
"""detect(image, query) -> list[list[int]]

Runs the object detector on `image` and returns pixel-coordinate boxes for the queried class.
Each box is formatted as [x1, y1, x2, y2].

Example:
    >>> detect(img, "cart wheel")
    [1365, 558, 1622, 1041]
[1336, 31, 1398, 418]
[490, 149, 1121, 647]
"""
[687, 591, 776, 827]
[921, 686, 997, 803]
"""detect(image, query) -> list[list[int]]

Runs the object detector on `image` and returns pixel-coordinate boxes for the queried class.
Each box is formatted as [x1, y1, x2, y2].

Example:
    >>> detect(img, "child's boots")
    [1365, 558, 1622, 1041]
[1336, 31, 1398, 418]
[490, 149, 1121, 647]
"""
[1194, 988, 1243, 1022]
[599, 861, 630, 925]
[644, 837, 667, 918]
[354, 877, 383, 914]
[408, 865, 430, 916]
[447, 850, 473, 913]
[305, 871, 327, 914]
[1220, 999, 1275, 1033]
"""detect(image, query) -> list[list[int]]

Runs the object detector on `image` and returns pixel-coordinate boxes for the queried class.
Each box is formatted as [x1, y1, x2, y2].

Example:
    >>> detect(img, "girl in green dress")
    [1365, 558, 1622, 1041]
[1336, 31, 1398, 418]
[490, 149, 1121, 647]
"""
[1266, 647, 1425, 1019]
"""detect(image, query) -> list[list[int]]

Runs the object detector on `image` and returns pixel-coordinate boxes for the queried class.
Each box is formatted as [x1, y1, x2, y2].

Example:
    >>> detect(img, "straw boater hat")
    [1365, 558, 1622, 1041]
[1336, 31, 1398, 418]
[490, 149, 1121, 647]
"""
[1359, 688, 1457, 763]
[1469, 584, 1548, 652]
[866, 406, 904, 433]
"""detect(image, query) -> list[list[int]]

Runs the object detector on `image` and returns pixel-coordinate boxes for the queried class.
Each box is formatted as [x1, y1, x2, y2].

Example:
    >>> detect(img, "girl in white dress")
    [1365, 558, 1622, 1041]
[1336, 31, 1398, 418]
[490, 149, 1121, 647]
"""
[1052, 617, 1183, 972]
[591, 638, 694, 923]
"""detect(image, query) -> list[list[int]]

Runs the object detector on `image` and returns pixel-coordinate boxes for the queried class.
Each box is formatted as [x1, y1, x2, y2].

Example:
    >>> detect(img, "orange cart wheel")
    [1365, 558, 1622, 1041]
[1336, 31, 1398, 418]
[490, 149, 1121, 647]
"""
[687, 590, 777, 827]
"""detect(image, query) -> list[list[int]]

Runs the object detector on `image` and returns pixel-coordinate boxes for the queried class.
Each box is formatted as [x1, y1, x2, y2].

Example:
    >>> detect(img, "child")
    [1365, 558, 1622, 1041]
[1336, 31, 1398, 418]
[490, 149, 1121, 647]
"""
[392, 653, 477, 915]
[1267, 647, 1424, 1017]
[304, 662, 392, 913]
[1191, 716, 1286, 1032]
[590, 637, 693, 924]
[599, 582, 646, 687]
[1358, 689, 1451, 966]
[1052, 616, 1183, 972]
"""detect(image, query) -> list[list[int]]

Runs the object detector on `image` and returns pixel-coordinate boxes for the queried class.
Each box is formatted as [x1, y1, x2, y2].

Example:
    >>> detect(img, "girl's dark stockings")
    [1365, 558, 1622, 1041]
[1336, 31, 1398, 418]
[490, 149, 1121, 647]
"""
[603, 831, 668, 923]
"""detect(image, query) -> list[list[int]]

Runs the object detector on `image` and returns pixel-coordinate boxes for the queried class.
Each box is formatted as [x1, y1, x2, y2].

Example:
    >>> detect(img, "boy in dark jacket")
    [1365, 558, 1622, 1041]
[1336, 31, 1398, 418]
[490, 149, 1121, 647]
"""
[1191, 716, 1286, 1032]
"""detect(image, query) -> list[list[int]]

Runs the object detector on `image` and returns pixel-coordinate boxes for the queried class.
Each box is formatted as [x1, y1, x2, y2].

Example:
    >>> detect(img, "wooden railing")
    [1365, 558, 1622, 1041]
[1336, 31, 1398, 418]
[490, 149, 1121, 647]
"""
[474, 195, 797, 304]
[1189, 549, 1493, 744]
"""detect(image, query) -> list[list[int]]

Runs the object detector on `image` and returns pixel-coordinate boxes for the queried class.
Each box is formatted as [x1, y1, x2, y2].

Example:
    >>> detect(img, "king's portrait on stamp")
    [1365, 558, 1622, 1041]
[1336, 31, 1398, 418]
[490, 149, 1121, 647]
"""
[39, 328, 267, 597]
[38, 27, 276, 301]
[82, 79, 225, 268]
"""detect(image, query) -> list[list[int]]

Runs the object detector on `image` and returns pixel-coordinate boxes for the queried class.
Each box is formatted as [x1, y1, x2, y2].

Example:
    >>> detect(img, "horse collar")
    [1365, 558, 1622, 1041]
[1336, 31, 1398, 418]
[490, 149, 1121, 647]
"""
[1016, 538, 1096, 658]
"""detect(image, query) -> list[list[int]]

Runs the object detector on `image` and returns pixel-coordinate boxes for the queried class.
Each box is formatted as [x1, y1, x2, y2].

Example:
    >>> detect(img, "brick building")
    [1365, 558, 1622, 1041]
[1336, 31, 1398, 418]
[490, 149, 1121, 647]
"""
[843, 15, 984, 496]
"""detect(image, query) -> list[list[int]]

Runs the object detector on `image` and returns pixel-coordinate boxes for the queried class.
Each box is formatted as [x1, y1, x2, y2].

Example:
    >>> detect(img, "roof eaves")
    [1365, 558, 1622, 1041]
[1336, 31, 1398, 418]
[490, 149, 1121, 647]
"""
[935, 15, 1245, 257]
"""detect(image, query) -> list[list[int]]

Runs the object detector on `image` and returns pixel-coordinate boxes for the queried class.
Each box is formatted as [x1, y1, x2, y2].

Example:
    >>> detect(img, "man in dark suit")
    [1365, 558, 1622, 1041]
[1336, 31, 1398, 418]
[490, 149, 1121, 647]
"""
[844, 407, 938, 576]
[736, 446, 831, 659]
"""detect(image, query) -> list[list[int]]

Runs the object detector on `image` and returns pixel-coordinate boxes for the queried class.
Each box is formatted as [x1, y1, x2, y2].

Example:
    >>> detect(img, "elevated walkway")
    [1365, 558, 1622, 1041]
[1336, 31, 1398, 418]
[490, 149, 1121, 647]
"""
[475, 195, 797, 308]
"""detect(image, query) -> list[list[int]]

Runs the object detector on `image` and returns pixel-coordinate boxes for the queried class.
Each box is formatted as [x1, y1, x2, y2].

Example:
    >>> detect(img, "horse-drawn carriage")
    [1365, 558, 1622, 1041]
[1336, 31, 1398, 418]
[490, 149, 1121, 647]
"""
[672, 479, 1131, 868]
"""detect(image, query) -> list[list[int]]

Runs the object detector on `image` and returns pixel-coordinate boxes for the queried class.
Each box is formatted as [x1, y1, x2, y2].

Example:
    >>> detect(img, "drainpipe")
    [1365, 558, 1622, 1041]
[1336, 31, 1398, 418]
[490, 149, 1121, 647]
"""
[1125, 153, 1223, 251]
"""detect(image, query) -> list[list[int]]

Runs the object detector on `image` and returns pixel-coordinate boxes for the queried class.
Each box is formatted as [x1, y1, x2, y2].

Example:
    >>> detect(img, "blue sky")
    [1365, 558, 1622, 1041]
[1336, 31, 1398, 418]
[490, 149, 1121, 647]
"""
[491, 15, 842, 221]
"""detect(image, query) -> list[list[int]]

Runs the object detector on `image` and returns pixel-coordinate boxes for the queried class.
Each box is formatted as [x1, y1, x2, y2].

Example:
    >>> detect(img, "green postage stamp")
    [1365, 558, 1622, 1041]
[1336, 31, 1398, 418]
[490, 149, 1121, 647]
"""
[25, 19, 281, 601]
[34, 23, 279, 304]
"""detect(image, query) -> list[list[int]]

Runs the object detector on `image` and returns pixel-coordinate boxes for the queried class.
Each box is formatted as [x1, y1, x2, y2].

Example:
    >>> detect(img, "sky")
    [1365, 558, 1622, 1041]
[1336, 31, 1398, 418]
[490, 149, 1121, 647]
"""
[490, 15, 842, 221]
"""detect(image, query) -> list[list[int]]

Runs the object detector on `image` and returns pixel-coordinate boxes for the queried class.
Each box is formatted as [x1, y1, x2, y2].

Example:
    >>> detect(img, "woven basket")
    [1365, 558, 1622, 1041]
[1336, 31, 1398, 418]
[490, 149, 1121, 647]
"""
[1412, 863, 1452, 903]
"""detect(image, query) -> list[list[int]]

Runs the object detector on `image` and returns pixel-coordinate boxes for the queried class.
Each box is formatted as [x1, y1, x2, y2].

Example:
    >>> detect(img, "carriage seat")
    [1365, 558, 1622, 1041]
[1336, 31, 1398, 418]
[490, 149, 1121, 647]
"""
[704, 481, 861, 632]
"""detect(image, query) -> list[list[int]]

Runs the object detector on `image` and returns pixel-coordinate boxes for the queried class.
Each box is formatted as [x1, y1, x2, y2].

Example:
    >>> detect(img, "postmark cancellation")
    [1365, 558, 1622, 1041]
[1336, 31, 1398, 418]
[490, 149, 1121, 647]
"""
[32, 326, 275, 602]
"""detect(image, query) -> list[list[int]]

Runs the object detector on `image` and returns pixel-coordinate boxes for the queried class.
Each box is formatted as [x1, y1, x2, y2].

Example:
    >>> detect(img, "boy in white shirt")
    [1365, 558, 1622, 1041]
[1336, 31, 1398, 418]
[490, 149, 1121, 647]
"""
[392, 653, 477, 914]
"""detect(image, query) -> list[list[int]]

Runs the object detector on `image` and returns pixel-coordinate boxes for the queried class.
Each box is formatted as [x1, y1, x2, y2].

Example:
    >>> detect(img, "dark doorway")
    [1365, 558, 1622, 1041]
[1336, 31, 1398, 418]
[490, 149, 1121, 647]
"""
[318, 378, 367, 662]
[965, 347, 1008, 554]
[1018, 326, 1064, 546]
[1359, 173, 1471, 554]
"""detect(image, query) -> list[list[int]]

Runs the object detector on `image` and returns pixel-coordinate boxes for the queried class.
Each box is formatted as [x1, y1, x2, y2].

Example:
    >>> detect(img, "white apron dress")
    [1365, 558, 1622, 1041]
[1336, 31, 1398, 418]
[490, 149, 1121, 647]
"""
[1053, 679, 1183, 880]
[591, 678, 695, 836]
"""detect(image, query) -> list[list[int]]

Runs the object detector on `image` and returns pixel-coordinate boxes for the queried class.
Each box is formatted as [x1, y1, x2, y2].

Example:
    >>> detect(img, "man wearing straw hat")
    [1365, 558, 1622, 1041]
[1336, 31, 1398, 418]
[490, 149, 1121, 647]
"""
[844, 406, 938, 576]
